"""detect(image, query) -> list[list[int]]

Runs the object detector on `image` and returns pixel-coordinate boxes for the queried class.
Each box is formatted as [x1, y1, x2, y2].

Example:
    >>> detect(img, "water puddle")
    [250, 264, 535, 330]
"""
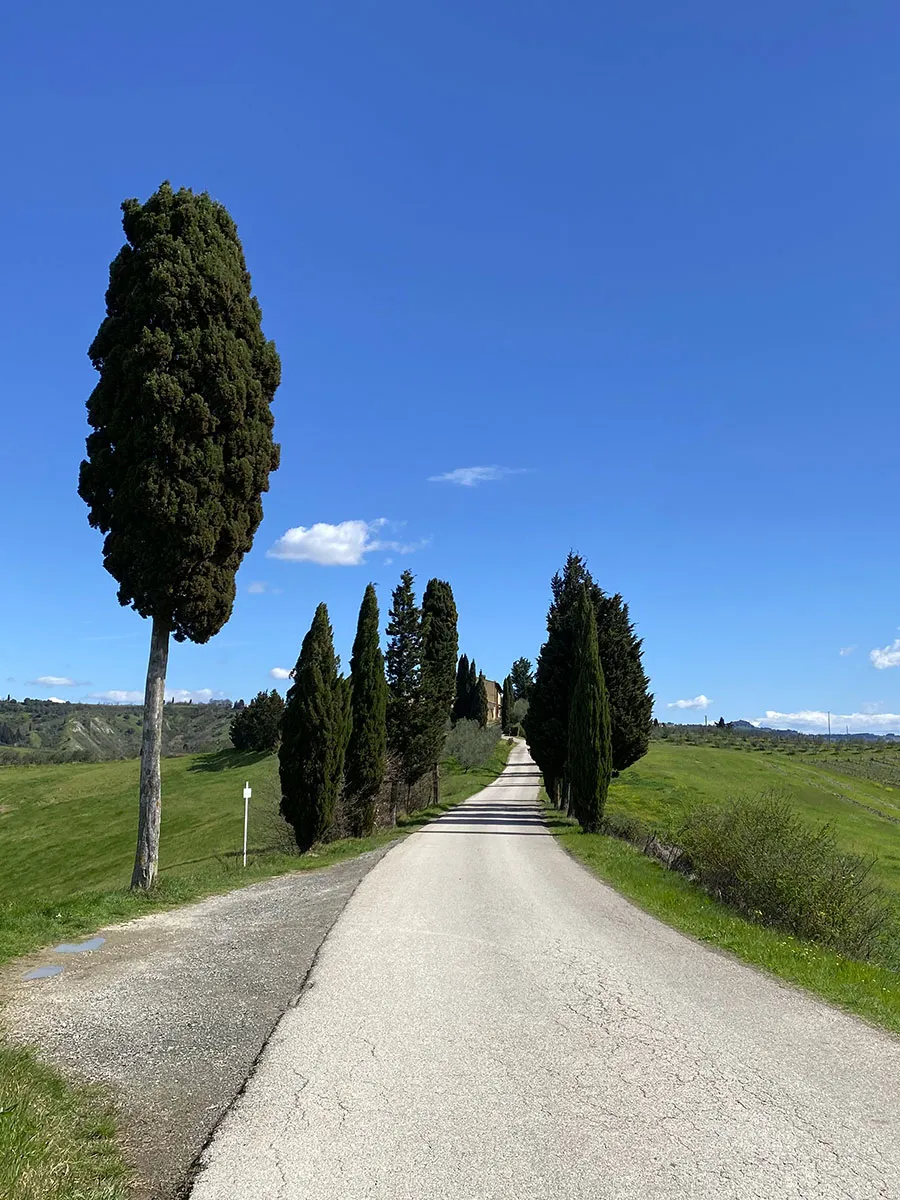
[23, 965, 63, 981]
[52, 937, 106, 954]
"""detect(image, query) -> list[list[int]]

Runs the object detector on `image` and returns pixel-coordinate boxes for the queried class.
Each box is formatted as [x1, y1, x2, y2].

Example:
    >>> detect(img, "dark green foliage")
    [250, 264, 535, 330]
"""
[345, 584, 388, 837]
[476, 672, 489, 729]
[567, 588, 612, 833]
[419, 579, 459, 777]
[452, 654, 470, 725]
[385, 570, 424, 786]
[444, 719, 502, 772]
[279, 604, 345, 851]
[229, 690, 284, 752]
[525, 552, 652, 799]
[79, 182, 281, 644]
[468, 660, 478, 719]
[500, 676, 513, 734]
[678, 793, 900, 965]
[510, 658, 534, 700]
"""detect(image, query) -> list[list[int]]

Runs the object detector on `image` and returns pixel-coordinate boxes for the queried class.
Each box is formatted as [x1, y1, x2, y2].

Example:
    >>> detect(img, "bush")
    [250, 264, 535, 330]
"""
[230, 690, 284, 752]
[444, 719, 501, 772]
[677, 791, 899, 965]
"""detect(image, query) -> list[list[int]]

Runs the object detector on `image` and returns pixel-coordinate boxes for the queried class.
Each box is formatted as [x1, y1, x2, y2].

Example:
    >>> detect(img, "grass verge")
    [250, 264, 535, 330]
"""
[549, 801, 900, 1036]
[1, 739, 512, 1199]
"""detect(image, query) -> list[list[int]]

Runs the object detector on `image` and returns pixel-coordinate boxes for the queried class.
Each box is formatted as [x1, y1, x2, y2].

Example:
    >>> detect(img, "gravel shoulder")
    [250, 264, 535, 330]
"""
[1, 846, 393, 1198]
[191, 743, 900, 1199]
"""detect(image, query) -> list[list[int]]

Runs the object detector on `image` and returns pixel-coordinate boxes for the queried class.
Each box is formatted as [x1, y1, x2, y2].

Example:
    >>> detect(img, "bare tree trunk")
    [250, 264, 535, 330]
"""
[390, 778, 402, 826]
[432, 761, 440, 808]
[131, 615, 170, 890]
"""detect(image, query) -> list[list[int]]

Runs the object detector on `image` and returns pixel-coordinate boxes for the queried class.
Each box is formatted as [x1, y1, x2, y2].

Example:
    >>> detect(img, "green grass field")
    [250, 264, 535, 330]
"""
[0, 740, 512, 1200]
[610, 742, 900, 890]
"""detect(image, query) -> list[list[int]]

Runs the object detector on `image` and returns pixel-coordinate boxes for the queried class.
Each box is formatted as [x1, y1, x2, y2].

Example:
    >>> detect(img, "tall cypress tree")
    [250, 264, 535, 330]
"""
[567, 587, 612, 832]
[476, 672, 489, 728]
[279, 604, 345, 851]
[345, 584, 387, 837]
[501, 675, 513, 734]
[510, 658, 534, 700]
[420, 579, 459, 802]
[452, 654, 470, 725]
[468, 659, 479, 722]
[79, 182, 280, 888]
[525, 552, 652, 802]
[385, 570, 423, 801]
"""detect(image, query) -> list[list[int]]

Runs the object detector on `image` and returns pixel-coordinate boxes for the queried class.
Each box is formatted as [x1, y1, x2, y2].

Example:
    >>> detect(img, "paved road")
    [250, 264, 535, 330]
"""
[3, 847, 392, 1199]
[191, 742, 900, 1199]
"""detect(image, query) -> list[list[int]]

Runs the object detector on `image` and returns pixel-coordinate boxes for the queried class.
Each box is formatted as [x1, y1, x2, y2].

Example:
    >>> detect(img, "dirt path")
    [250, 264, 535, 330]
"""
[2, 848, 391, 1198]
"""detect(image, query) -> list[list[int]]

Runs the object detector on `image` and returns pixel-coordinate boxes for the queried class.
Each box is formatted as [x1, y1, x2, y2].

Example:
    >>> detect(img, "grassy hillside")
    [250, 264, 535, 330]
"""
[609, 742, 900, 891]
[0, 699, 234, 763]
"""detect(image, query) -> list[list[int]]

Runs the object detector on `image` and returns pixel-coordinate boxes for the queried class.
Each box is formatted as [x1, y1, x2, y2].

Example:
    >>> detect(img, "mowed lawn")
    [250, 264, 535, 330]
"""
[609, 743, 900, 891]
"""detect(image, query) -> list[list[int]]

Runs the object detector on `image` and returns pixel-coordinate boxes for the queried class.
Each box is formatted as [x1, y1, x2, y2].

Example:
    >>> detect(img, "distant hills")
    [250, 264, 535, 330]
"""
[0, 699, 235, 763]
[663, 718, 899, 743]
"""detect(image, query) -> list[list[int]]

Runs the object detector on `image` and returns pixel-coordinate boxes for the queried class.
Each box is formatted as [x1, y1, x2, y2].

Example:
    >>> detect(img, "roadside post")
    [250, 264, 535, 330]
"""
[242, 781, 252, 867]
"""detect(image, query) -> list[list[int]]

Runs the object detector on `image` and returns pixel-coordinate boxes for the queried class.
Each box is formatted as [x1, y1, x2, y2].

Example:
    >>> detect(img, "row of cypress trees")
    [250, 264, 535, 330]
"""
[278, 572, 459, 851]
[452, 654, 489, 726]
[525, 553, 653, 831]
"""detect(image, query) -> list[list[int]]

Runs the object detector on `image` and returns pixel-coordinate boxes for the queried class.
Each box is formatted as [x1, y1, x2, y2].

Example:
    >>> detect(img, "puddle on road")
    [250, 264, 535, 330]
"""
[52, 937, 106, 954]
[23, 965, 63, 981]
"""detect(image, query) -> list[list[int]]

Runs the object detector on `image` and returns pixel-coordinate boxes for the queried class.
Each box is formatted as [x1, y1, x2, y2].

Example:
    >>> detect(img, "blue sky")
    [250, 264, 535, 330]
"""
[1, 1, 898, 733]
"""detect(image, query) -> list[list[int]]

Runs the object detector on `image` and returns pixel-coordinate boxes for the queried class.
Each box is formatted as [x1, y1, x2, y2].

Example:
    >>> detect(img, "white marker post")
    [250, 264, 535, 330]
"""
[242, 781, 252, 867]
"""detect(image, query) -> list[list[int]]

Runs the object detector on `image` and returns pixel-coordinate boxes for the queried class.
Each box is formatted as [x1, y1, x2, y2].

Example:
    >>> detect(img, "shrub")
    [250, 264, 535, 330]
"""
[677, 791, 899, 965]
[444, 719, 500, 772]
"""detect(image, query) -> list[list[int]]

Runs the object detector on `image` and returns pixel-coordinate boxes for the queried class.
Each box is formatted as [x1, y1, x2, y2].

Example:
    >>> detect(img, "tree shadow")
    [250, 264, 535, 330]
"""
[189, 749, 272, 773]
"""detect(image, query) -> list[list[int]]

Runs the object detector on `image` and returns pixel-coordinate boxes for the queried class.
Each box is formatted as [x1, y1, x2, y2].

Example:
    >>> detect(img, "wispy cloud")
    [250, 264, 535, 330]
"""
[89, 687, 226, 705]
[428, 465, 529, 488]
[839, 645, 857, 657]
[269, 667, 292, 680]
[247, 581, 283, 595]
[268, 519, 426, 566]
[756, 709, 900, 734]
[667, 695, 710, 711]
[871, 639, 900, 670]
[32, 675, 78, 688]
[90, 690, 144, 704]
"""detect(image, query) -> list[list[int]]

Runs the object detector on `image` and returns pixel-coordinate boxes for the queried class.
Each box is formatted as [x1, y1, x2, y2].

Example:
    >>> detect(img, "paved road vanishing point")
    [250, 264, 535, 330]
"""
[191, 742, 900, 1199]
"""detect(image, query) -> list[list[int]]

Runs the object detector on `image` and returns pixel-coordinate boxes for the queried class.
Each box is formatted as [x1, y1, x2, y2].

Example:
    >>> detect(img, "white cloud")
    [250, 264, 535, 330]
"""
[35, 675, 76, 687]
[48, 697, 66, 704]
[89, 687, 225, 705]
[269, 667, 292, 680]
[428, 465, 527, 487]
[871, 639, 900, 670]
[268, 519, 425, 566]
[755, 709, 900, 734]
[90, 690, 144, 704]
[667, 695, 710, 710]
[247, 581, 267, 594]
[839, 645, 857, 657]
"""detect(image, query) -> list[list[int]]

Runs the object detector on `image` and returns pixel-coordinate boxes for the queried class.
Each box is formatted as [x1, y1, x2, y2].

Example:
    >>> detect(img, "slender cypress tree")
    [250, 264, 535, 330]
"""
[501, 675, 513, 734]
[468, 659, 479, 722]
[279, 604, 345, 851]
[452, 654, 470, 725]
[385, 570, 424, 803]
[79, 182, 280, 888]
[345, 584, 388, 837]
[567, 587, 612, 832]
[476, 672, 489, 728]
[510, 658, 534, 700]
[419, 579, 459, 803]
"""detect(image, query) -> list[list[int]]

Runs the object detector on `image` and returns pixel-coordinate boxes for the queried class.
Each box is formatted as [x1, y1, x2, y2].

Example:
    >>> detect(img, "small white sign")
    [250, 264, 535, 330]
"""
[243, 783, 252, 801]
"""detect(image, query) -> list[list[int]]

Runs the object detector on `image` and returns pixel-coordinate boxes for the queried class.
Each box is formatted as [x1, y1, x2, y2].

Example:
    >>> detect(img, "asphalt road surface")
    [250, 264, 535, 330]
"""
[191, 742, 900, 1199]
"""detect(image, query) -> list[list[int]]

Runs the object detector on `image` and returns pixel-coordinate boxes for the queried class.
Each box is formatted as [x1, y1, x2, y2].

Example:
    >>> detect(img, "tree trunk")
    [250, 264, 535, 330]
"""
[131, 615, 170, 890]
[432, 761, 440, 807]
[390, 778, 402, 826]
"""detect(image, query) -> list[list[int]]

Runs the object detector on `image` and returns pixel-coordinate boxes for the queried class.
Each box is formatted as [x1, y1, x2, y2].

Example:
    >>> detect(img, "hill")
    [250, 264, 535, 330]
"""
[0, 699, 235, 763]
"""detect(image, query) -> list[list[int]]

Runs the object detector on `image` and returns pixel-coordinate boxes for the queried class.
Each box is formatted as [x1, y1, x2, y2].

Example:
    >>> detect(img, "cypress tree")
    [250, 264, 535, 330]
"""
[476, 672, 489, 729]
[229, 689, 284, 751]
[468, 659, 479, 722]
[567, 587, 612, 832]
[419, 579, 459, 803]
[279, 604, 345, 851]
[524, 552, 652, 803]
[385, 570, 423, 802]
[452, 654, 470, 725]
[501, 675, 513, 734]
[79, 182, 280, 888]
[345, 584, 387, 837]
